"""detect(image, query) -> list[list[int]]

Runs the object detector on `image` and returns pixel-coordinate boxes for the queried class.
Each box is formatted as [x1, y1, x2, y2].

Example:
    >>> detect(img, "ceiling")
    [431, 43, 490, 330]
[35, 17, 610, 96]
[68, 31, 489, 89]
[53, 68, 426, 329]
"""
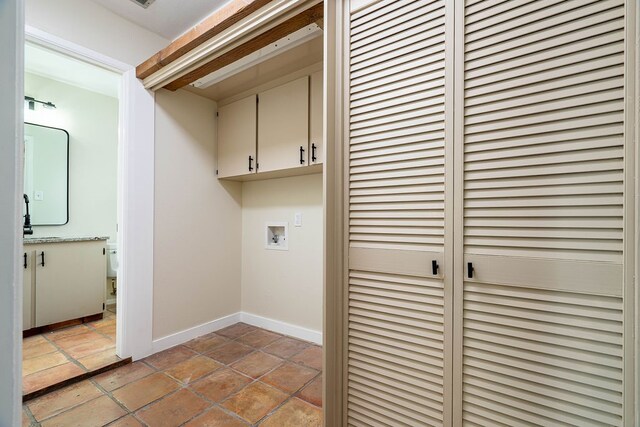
[90, 0, 233, 40]
[25, 42, 121, 98]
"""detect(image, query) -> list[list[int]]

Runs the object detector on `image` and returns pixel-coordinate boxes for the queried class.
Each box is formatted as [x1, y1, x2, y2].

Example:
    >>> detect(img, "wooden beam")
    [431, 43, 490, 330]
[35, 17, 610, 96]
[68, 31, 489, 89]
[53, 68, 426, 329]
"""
[163, 2, 324, 91]
[136, 0, 273, 80]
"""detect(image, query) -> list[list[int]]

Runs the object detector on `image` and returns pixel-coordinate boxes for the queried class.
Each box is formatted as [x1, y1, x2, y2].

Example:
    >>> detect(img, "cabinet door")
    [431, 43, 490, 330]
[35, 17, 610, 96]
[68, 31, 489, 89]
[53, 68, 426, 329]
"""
[23, 251, 33, 330]
[309, 70, 323, 165]
[344, 1, 453, 425]
[258, 76, 309, 172]
[217, 95, 257, 178]
[35, 242, 106, 327]
[456, 1, 630, 425]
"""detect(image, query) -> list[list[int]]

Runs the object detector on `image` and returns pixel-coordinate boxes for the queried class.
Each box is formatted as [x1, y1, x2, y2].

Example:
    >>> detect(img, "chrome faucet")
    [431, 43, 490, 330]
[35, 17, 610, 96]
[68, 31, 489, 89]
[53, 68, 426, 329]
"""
[23, 194, 33, 236]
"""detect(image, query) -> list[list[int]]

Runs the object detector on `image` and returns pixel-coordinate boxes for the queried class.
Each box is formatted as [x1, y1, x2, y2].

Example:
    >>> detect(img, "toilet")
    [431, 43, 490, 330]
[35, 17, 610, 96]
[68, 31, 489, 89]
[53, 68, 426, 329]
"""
[107, 242, 118, 278]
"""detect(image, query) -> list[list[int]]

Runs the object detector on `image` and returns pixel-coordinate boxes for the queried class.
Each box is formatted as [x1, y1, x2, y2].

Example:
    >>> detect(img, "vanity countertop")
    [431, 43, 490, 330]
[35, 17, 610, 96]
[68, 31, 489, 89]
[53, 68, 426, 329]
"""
[24, 236, 109, 245]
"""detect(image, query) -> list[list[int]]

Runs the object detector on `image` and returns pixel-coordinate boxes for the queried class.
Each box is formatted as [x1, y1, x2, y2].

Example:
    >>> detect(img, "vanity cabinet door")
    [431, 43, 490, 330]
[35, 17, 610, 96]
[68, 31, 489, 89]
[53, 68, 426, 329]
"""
[35, 241, 106, 327]
[217, 95, 257, 178]
[23, 251, 34, 330]
[258, 76, 309, 172]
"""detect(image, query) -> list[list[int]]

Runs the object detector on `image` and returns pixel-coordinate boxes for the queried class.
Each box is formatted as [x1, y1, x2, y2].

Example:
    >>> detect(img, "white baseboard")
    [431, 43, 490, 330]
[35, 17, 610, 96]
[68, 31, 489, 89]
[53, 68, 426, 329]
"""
[241, 312, 322, 345]
[151, 312, 241, 353]
[105, 298, 116, 306]
[147, 311, 322, 357]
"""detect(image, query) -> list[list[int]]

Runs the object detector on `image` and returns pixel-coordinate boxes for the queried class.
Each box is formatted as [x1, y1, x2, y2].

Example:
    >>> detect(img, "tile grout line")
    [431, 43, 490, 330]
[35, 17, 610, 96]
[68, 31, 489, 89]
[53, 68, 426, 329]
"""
[90, 354, 196, 427]
[209, 355, 282, 424]
[143, 324, 321, 425]
[90, 376, 151, 427]
[162, 332, 266, 425]
[85, 323, 117, 342]
[41, 331, 91, 373]
[24, 323, 322, 426]
[27, 323, 219, 423]
[128, 357, 244, 426]
[28, 387, 106, 424]
[216, 324, 323, 424]
[174, 335, 257, 426]
[252, 369, 323, 426]
[186, 326, 322, 425]
[23, 317, 123, 422]
[22, 405, 40, 427]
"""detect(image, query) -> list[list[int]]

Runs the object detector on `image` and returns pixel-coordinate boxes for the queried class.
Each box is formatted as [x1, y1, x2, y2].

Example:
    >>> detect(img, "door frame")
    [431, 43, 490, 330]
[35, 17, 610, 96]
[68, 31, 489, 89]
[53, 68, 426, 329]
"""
[322, 0, 347, 425]
[0, 1, 25, 425]
[25, 26, 156, 361]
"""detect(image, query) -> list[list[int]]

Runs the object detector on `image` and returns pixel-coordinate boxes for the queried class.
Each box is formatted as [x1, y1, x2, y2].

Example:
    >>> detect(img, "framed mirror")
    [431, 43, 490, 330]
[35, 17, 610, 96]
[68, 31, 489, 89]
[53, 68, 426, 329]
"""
[24, 123, 69, 225]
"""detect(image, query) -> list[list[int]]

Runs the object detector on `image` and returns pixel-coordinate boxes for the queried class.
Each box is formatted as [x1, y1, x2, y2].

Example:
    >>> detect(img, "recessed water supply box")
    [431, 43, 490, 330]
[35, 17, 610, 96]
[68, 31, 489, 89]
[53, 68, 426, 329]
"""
[266, 222, 288, 250]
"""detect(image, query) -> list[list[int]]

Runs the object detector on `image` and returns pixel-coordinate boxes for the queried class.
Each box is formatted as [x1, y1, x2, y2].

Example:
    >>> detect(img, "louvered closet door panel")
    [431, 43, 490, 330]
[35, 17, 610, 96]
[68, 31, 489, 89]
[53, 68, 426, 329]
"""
[459, 0, 627, 425]
[347, 1, 452, 426]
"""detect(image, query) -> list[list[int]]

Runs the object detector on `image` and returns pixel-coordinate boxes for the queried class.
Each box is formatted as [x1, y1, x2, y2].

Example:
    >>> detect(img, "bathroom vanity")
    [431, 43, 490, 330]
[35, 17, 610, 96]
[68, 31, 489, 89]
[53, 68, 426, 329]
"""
[23, 237, 107, 332]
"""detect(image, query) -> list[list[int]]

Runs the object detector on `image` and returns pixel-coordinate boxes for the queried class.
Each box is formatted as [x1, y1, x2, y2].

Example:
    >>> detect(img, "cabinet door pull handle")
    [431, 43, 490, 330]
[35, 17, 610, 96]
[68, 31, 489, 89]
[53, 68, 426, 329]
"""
[40, 251, 45, 267]
[24, 253, 27, 269]
[300, 146, 305, 165]
[467, 262, 474, 279]
[248, 155, 254, 172]
[312, 143, 317, 162]
[432, 260, 439, 276]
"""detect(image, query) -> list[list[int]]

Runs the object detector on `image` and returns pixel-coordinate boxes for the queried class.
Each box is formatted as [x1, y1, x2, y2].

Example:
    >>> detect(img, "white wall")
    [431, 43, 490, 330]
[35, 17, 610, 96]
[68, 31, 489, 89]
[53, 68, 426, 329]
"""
[241, 174, 323, 333]
[0, 0, 23, 424]
[154, 89, 242, 340]
[25, 0, 168, 66]
[25, 73, 119, 242]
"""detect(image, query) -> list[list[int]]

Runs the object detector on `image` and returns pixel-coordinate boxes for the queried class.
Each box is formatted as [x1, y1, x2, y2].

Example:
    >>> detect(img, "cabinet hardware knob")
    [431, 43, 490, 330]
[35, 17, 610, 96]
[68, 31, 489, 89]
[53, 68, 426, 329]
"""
[24, 253, 27, 269]
[467, 262, 474, 279]
[248, 155, 254, 172]
[312, 143, 317, 162]
[40, 251, 45, 267]
[432, 260, 439, 275]
[300, 146, 305, 165]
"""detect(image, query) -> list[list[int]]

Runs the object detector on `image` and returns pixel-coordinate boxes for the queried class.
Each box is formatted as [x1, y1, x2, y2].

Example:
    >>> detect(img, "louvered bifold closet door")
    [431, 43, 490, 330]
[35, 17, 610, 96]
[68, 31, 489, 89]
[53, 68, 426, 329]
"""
[457, 0, 629, 425]
[346, 0, 453, 426]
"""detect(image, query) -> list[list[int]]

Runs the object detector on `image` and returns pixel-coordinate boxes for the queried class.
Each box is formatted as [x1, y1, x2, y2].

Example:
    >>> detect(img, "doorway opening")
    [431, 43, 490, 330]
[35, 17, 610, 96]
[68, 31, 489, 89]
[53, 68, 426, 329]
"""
[21, 40, 126, 400]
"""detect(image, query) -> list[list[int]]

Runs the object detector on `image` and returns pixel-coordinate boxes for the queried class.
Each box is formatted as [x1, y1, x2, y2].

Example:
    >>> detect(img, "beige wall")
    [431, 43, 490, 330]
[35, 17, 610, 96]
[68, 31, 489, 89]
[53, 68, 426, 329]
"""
[25, 0, 168, 66]
[154, 89, 242, 339]
[241, 174, 323, 332]
[24, 73, 118, 243]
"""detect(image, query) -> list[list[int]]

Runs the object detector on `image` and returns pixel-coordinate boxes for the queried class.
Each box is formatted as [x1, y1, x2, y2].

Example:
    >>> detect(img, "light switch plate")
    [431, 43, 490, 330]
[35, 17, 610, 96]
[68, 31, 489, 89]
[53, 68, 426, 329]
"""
[294, 212, 302, 227]
[34, 191, 44, 201]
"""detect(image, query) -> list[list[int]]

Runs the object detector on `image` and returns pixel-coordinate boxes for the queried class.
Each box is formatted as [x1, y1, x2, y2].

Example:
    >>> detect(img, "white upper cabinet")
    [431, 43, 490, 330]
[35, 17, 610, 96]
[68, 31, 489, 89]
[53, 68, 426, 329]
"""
[217, 95, 257, 178]
[257, 76, 310, 173]
[309, 70, 323, 165]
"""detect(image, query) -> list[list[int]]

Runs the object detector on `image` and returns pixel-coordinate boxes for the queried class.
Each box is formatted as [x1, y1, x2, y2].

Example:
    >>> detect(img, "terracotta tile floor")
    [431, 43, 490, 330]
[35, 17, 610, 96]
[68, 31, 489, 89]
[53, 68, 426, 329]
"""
[23, 309, 121, 396]
[23, 323, 323, 426]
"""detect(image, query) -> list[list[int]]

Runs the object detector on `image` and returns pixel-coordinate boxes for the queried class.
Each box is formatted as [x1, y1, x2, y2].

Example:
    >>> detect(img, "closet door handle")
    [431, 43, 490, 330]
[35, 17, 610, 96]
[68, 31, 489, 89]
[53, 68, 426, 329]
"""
[248, 155, 254, 172]
[467, 262, 474, 279]
[24, 253, 27, 269]
[40, 251, 45, 267]
[431, 260, 439, 276]
[312, 143, 317, 162]
[300, 146, 305, 165]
